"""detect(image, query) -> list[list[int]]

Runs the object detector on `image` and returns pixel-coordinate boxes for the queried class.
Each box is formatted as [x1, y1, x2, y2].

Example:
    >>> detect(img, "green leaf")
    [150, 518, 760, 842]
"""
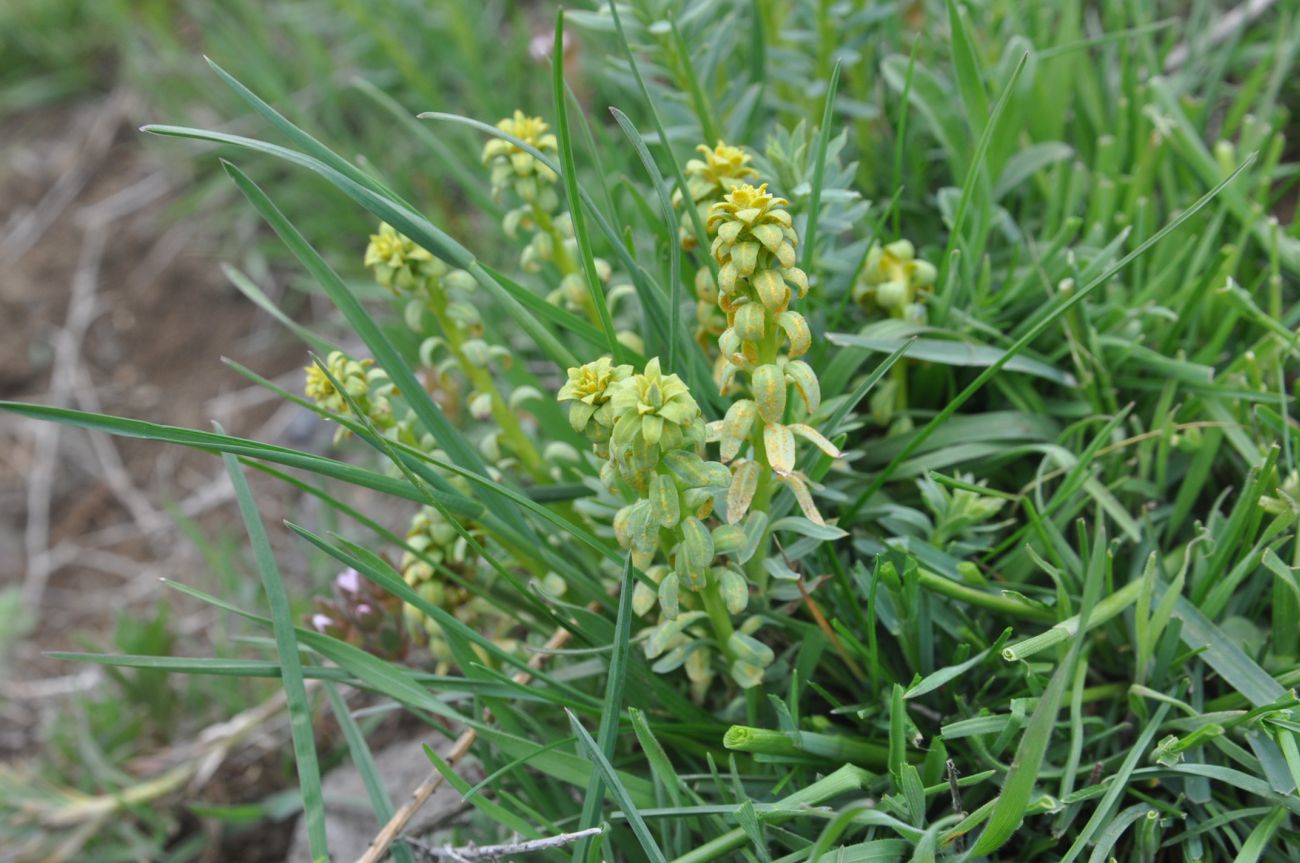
[323, 684, 415, 863]
[552, 10, 621, 362]
[802, 60, 841, 272]
[574, 557, 637, 863]
[827, 327, 1075, 385]
[219, 438, 327, 863]
[567, 708, 668, 863]
[968, 522, 1106, 855]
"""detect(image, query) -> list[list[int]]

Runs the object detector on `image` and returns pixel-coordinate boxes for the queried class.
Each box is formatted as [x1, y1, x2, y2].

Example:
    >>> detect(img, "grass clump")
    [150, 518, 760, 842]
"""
[6, 1, 1300, 860]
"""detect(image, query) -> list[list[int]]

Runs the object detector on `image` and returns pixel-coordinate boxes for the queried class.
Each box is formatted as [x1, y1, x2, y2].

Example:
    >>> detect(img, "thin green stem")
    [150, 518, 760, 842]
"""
[425, 289, 548, 482]
[700, 569, 738, 666]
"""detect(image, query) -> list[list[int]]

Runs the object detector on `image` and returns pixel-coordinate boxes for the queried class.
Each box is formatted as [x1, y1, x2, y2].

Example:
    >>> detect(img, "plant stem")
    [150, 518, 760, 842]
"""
[531, 202, 604, 329]
[424, 290, 548, 482]
[723, 725, 898, 769]
[1001, 577, 1144, 661]
[916, 568, 1057, 624]
[743, 304, 785, 588]
[700, 568, 738, 665]
[669, 765, 872, 863]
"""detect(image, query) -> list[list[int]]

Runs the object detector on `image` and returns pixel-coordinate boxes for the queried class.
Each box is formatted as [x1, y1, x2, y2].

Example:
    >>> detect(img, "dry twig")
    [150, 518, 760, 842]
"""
[403, 827, 603, 862]
[355, 622, 579, 863]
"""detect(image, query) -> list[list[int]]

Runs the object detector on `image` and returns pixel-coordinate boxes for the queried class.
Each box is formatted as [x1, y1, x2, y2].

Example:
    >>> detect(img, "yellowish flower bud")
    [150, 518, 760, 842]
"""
[364, 223, 445, 295]
[720, 399, 758, 462]
[751, 364, 787, 424]
[482, 111, 559, 201]
[763, 423, 797, 476]
[727, 459, 761, 523]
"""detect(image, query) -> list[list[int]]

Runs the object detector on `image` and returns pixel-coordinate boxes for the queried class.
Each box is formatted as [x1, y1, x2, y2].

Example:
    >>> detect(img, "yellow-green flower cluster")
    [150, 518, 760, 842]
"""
[676, 143, 760, 352]
[364, 222, 447, 295]
[483, 111, 619, 322]
[705, 183, 840, 524]
[399, 506, 504, 664]
[482, 110, 560, 207]
[853, 239, 936, 323]
[674, 141, 759, 251]
[557, 356, 632, 448]
[304, 350, 396, 443]
[558, 357, 766, 694]
[361, 222, 550, 478]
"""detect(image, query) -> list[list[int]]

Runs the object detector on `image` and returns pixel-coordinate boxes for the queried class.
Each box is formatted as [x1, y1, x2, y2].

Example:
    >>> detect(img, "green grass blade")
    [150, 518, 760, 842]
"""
[142, 124, 578, 369]
[967, 521, 1106, 855]
[204, 55, 410, 206]
[604, 0, 711, 258]
[552, 10, 622, 362]
[220, 264, 341, 355]
[846, 155, 1257, 519]
[219, 161, 482, 473]
[609, 106, 689, 374]
[1056, 702, 1174, 863]
[0, 400, 478, 515]
[567, 708, 668, 863]
[574, 556, 637, 862]
[945, 0, 989, 141]
[801, 60, 841, 273]
[218, 437, 327, 863]
[322, 683, 416, 863]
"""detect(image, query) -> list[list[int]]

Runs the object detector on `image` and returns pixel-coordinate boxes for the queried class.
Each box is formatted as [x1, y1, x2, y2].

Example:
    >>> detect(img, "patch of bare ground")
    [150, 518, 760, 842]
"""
[0, 89, 353, 861]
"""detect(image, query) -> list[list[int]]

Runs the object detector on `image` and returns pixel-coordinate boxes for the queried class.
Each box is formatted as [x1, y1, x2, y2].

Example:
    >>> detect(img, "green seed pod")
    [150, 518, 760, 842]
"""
[718, 260, 738, 296]
[729, 659, 765, 689]
[403, 298, 426, 333]
[776, 310, 811, 358]
[750, 222, 784, 255]
[632, 546, 656, 571]
[658, 571, 681, 619]
[789, 423, 842, 457]
[875, 279, 909, 310]
[651, 644, 688, 674]
[632, 580, 657, 617]
[645, 611, 706, 660]
[734, 301, 767, 342]
[682, 487, 715, 519]
[699, 460, 734, 489]
[727, 459, 760, 523]
[753, 268, 790, 312]
[784, 265, 809, 298]
[718, 567, 748, 614]
[662, 449, 709, 487]
[731, 241, 760, 276]
[646, 620, 679, 660]
[728, 631, 775, 668]
[676, 516, 714, 589]
[781, 472, 824, 525]
[720, 399, 758, 462]
[684, 645, 712, 684]
[711, 523, 746, 556]
[628, 500, 659, 554]
[763, 422, 797, 475]
[649, 473, 681, 529]
[775, 242, 797, 269]
[715, 219, 743, 246]
[784, 360, 821, 414]
[752, 364, 787, 424]
[717, 326, 741, 358]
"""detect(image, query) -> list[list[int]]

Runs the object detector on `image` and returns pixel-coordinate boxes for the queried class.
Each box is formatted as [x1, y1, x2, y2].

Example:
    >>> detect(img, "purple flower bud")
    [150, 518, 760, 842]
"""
[310, 613, 335, 633]
[335, 567, 362, 597]
[354, 602, 382, 631]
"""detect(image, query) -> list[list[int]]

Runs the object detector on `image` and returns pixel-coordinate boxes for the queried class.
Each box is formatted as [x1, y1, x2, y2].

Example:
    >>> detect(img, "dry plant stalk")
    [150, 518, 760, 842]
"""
[356, 620, 580, 863]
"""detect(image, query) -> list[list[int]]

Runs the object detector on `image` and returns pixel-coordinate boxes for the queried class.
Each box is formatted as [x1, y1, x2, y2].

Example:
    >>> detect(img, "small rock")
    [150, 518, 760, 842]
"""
[286, 735, 475, 862]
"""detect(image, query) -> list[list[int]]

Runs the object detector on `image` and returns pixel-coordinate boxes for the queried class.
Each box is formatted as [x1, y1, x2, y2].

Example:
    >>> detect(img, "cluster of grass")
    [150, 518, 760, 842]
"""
[7, 0, 1300, 860]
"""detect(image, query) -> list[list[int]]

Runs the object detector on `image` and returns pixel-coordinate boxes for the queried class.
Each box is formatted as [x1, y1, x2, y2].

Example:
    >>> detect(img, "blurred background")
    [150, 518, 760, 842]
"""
[0, 2, 572, 859]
